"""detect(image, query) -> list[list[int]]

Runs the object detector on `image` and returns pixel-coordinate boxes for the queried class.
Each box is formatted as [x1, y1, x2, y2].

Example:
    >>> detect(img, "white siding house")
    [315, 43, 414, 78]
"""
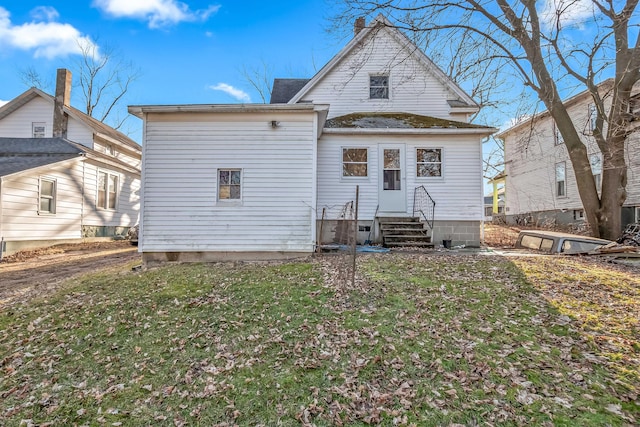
[130, 16, 494, 263]
[0, 69, 141, 256]
[498, 80, 640, 229]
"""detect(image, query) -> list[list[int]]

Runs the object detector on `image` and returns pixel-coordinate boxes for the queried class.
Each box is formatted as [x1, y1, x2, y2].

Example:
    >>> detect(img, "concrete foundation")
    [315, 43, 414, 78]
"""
[430, 220, 481, 248]
[143, 251, 312, 266]
[2, 237, 116, 257]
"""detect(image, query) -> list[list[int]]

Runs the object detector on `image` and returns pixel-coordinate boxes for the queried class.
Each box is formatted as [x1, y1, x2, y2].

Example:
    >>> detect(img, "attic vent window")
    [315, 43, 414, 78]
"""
[369, 75, 389, 99]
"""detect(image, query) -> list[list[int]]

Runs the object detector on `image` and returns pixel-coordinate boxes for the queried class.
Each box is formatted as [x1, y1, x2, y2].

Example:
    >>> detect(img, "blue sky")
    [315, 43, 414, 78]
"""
[0, 0, 341, 131]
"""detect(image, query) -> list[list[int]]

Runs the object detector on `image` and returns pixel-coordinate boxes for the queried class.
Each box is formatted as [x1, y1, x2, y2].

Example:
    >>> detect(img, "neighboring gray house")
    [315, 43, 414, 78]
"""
[130, 16, 495, 263]
[497, 80, 640, 229]
[0, 69, 141, 256]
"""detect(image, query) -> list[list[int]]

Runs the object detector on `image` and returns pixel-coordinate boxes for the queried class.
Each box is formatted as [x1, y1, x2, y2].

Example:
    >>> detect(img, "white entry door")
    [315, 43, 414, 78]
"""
[378, 145, 406, 213]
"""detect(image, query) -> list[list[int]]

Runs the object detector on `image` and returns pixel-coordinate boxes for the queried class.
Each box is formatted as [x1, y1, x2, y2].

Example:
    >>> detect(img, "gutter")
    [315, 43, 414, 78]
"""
[128, 103, 328, 118]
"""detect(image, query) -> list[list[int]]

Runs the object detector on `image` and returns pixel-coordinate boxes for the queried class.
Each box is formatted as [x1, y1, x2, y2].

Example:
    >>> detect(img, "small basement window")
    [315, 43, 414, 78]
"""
[218, 169, 242, 200]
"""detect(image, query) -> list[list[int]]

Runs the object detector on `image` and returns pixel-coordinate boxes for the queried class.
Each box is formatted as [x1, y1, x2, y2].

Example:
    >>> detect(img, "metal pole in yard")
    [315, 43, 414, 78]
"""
[351, 186, 359, 288]
[317, 207, 326, 253]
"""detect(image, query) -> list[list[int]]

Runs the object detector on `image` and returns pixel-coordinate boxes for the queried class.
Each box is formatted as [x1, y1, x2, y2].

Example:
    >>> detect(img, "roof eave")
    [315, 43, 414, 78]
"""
[128, 103, 330, 116]
[0, 155, 83, 180]
[323, 127, 496, 136]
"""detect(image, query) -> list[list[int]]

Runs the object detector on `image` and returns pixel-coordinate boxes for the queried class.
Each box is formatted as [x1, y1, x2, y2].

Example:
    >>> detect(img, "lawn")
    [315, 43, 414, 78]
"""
[1, 253, 638, 426]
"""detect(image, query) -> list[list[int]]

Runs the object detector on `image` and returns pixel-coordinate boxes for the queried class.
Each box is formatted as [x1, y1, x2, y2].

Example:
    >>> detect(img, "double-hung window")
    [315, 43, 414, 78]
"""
[553, 122, 563, 145]
[416, 148, 442, 177]
[369, 75, 389, 99]
[588, 103, 597, 132]
[218, 169, 242, 200]
[590, 153, 602, 192]
[342, 148, 368, 177]
[32, 122, 46, 138]
[39, 177, 56, 214]
[556, 162, 566, 197]
[98, 171, 119, 210]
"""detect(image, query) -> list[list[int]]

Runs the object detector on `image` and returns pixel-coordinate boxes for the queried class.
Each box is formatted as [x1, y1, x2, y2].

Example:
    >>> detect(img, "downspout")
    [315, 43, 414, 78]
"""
[81, 155, 85, 240]
[310, 111, 318, 251]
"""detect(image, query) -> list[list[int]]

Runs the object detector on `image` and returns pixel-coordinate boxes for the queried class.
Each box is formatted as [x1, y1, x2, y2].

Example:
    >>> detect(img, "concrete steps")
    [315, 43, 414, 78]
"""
[378, 217, 433, 248]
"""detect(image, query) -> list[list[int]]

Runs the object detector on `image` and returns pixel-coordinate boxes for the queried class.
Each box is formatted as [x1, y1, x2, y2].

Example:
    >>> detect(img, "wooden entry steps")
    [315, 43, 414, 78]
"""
[378, 216, 434, 248]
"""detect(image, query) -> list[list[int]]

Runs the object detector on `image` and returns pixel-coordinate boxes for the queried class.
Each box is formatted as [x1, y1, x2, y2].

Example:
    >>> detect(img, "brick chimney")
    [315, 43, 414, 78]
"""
[354, 17, 365, 36]
[53, 68, 72, 139]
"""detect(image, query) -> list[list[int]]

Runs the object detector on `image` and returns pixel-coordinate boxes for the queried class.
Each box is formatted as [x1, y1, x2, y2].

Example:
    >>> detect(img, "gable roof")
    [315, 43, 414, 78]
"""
[287, 15, 478, 110]
[0, 137, 140, 178]
[0, 137, 83, 178]
[0, 87, 140, 152]
[270, 79, 311, 104]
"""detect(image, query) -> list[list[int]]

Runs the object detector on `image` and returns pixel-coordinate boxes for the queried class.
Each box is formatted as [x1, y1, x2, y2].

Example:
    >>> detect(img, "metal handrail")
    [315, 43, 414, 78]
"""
[413, 185, 435, 230]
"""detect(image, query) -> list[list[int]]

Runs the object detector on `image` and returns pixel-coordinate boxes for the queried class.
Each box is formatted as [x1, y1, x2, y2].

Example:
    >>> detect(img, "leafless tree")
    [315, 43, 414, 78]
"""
[239, 59, 274, 104]
[20, 39, 140, 130]
[332, 0, 640, 240]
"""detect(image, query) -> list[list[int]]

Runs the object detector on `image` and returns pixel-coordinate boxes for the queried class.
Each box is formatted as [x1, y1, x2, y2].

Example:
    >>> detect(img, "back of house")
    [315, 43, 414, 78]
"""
[131, 16, 494, 263]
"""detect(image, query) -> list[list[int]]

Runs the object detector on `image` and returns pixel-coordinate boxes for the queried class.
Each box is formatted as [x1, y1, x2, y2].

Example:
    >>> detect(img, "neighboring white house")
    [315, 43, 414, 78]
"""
[129, 16, 495, 263]
[0, 69, 141, 256]
[497, 80, 640, 229]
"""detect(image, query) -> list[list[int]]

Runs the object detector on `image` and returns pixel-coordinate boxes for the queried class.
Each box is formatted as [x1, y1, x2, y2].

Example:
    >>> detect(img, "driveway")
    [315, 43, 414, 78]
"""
[0, 241, 140, 308]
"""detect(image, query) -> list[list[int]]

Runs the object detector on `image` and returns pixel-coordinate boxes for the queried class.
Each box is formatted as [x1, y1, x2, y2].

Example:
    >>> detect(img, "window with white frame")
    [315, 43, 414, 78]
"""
[218, 169, 242, 200]
[97, 171, 119, 210]
[32, 122, 46, 138]
[342, 148, 368, 177]
[574, 209, 585, 220]
[590, 153, 602, 192]
[369, 75, 389, 99]
[588, 103, 597, 132]
[556, 162, 566, 197]
[416, 148, 442, 177]
[39, 177, 56, 214]
[553, 122, 564, 145]
[635, 206, 640, 223]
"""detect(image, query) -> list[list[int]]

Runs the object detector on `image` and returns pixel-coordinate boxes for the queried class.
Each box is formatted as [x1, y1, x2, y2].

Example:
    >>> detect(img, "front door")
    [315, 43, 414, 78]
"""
[378, 145, 406, 213]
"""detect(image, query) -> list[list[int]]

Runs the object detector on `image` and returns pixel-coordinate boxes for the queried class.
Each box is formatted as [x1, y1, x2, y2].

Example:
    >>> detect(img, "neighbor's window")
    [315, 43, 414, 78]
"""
[588, 103, 597, 132]
[553, 122, 563, 145]
[218, 169, 242, 200]
[416, 148, 442, 177]
[574, 209, 585, 220]
[590, 153, 602, 192]
[342, 148, 368, 177]
[32, 122, 46, 138]
[98, 171, 119, 210]
[556, 162, 566, 197]
[39, 177, 56, 214]
[369, 75, 389, 99]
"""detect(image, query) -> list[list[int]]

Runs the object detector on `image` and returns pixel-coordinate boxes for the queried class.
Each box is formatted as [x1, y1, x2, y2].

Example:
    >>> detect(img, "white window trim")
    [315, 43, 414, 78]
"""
[216, 168, 243, 204]
[415, 147, 444, 180]
[369, 74, 390, 100]
[32, 122, 46, 138]
[97, 169, 120, 211]
[555, 161, 566, 198]
[588, 103, 597, 132]
[341, 147, 369, 180]
[589, 153, 602, 193]
[553, 122, 563, 145]
[38, 176, 56, 215]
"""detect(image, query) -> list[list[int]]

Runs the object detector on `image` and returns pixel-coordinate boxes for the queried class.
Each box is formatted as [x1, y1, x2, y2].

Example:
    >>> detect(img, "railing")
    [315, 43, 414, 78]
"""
[413, 185, 436, 230]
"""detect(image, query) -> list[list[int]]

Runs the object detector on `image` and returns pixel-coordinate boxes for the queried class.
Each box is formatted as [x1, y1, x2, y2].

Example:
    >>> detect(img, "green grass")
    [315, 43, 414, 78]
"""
[1, 254, 638, 426]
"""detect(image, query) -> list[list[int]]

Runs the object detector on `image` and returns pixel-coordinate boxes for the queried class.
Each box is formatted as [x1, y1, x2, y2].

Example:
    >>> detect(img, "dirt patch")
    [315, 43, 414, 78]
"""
[0, 241, 140, 308]
[483, 224, 522, 248]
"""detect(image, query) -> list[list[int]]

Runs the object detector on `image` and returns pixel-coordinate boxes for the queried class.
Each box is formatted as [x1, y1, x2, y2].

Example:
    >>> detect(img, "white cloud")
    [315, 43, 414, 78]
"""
[209, 83, 251, 103]
[93, 0, 220, 29]
[0, 6, 98, 59]
[30, 6, 59, 22]
[539, 0, 595, 29]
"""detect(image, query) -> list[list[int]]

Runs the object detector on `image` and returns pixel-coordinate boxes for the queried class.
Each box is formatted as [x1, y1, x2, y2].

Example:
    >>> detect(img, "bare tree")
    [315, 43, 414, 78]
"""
[19, 38, 140, 130]
[332, 1, 640, 240]
[239, 59, 274, 104]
